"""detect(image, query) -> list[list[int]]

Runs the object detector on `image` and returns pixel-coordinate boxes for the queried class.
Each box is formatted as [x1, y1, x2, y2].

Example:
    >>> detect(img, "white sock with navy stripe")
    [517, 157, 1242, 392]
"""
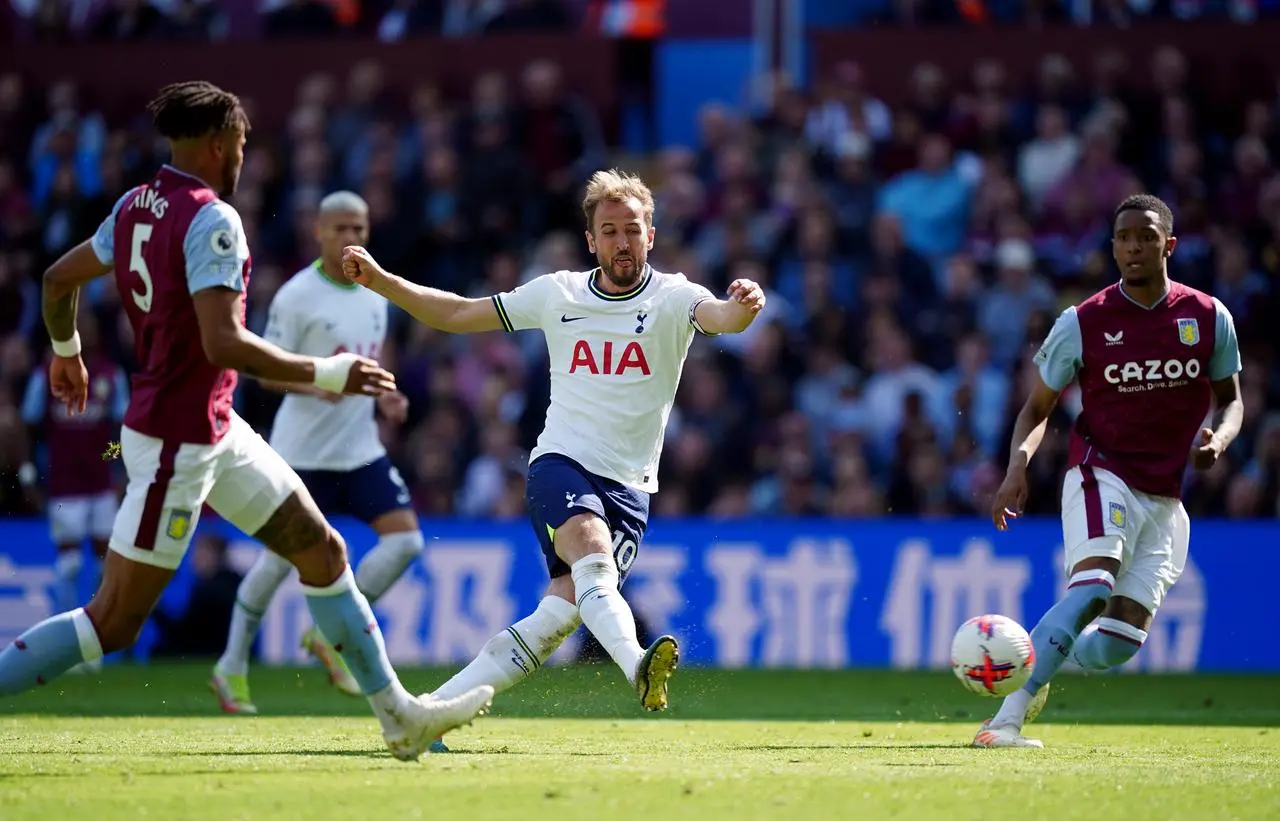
[217, 550, 294, 677]
[571, 554, 645, 683]
[432, 596, 580, 700]
[355, 530, 424, 604]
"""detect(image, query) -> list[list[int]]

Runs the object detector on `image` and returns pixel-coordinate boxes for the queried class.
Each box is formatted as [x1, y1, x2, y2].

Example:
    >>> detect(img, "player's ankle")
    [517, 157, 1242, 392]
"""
[215, 657, 248, 678]
[368, 679, 414, 734]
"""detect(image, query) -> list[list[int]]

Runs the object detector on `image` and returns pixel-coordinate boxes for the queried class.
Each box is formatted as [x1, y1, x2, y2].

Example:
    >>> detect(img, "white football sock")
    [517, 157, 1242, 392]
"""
[991, 687, 1033, 729]
[368, 678, 418, 736]
[432, 596, 580, 700]
[217, 549, 293, 676]
[571, 554, 644, 683]
[355, 530, 424, 603]
[54, 550, 83, 612]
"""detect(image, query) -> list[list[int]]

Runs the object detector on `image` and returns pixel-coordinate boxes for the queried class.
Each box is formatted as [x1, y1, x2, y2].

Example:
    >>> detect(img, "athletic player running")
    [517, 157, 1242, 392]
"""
[976, 194, 1243, 748]
[342, 169, 765, 734]
[211, 191, 426, 715]
[0, 81, 491, 760]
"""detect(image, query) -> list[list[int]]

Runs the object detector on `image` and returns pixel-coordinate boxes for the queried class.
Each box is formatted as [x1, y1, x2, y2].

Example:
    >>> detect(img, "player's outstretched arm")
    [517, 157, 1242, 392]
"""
[693, 278, 767, 335]
[192, 287, 395, 397]
[992, 376, 1062, 531]
[42, 240, 113, 414]
[341, 245, 503, 334]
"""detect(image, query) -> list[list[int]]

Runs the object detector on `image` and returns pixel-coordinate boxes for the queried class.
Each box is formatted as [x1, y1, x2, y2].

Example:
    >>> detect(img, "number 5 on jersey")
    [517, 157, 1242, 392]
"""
[130, 223, 154, 313]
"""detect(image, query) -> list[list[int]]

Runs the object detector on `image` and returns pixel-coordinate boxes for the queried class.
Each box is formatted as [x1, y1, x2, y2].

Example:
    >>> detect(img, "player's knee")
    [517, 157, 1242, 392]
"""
[545, 575, 576, 604]
[379, 529, 424, 557]
[1070, 552, 1122, 580]
[554, 512, 611, 565]
[1082, 617, 1148, 669]
[256, 495, 349, 586]
[1060, 567, 1117, 631]
[1103, 595, 1153, 631]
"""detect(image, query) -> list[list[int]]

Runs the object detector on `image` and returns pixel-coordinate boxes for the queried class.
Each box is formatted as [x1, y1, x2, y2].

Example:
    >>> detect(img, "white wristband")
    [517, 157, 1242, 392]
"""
[313, 353, 358, 394]
[50, 331, 81, 358]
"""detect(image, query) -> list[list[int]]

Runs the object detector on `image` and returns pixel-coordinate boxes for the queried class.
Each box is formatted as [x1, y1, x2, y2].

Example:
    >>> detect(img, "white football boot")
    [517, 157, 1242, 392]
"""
[383, 685, 494, 762]
[972, 683, 1050, 749]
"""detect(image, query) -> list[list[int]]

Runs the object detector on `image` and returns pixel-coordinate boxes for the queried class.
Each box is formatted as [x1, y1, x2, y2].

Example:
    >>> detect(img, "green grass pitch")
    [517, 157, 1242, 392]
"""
[1, 663, 1277, 820]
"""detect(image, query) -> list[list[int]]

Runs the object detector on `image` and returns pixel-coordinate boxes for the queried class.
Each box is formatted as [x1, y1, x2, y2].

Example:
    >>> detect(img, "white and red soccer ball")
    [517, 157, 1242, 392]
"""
[951, 614, 1036, 697]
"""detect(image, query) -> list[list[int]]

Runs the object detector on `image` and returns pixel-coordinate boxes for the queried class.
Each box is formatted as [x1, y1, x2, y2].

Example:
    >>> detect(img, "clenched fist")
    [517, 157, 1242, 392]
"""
[342, 245, 388, 289]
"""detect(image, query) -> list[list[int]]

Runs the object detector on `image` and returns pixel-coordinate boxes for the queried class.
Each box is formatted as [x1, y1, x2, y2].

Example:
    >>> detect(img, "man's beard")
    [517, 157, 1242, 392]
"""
[599, 254, 641, 288]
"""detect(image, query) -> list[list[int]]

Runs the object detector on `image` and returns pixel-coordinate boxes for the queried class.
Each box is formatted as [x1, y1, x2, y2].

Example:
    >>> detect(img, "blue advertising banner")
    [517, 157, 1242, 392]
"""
[0, 517, 1274, 671]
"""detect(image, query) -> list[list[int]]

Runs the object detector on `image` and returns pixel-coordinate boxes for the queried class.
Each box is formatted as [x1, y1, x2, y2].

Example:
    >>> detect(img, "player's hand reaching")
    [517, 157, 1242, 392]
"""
[1190, 427, 1224, 471]
[991, 467, 1029, 531]
[341, 245, 387, 289]
[314, 352, 397, 397]
[726, 278, 766, 316]
[49, 354, 89, 415]
[377, 389, 409, 424]
[343, 356, 397, 397]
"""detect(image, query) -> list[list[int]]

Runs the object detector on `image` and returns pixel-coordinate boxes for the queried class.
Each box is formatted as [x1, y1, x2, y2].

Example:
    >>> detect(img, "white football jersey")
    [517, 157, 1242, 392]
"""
[493, 265, 716, 492]
[263, 262, 388, 471]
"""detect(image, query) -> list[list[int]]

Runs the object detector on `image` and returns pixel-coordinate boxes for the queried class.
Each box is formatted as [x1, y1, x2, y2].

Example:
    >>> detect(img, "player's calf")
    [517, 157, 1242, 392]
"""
[0, 608, 102, 695]
[558, 514, 646, 685]
[355, 528, 424, 604]
[988, 563, 1115, 729]
[1063, 594, 1151, 674]
[1072, 617, 1147, 671]
[0, 551, 170, 695]
[216, 550, 294, 679]
[433, 593, 581, 700]
[251, 491, 435, 742]
[1026, 564, 1116, 687]
[54, 546, 84, 613]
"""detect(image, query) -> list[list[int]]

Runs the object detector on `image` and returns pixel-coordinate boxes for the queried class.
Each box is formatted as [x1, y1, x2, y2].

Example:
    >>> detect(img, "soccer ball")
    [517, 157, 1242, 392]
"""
[950, 614, 1035, 697]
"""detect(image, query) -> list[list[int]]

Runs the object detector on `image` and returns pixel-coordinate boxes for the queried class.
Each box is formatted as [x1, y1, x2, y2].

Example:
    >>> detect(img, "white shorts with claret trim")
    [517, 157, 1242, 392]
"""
[109, 411, 303, 570]
[1060, 465, 1189, 615]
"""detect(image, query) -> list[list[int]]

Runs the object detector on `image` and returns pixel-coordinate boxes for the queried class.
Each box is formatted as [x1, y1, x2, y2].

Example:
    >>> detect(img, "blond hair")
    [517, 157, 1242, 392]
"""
[582, 168, 655, 232]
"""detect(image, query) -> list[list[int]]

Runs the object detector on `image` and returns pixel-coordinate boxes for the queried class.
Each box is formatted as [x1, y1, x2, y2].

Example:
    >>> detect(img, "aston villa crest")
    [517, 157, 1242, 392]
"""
[1176, 318, 1199, 347]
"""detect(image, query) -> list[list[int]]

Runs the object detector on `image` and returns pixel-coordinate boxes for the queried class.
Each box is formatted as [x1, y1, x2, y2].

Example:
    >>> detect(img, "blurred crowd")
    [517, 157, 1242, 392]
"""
[12, 0, 1280, 46]
[842, 0, 1275, 26]
[12, 0, 585, 42]
[2, 34, 1280, 522]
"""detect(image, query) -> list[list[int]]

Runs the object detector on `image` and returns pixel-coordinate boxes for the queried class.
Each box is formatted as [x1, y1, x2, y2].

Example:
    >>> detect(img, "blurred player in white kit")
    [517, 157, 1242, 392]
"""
[211, 191, 427, 716]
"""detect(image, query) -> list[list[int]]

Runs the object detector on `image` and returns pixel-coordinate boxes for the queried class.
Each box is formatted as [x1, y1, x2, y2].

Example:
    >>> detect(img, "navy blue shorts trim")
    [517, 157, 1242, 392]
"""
[525, 453, 650, 583]
[295, 455, 412, 525]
